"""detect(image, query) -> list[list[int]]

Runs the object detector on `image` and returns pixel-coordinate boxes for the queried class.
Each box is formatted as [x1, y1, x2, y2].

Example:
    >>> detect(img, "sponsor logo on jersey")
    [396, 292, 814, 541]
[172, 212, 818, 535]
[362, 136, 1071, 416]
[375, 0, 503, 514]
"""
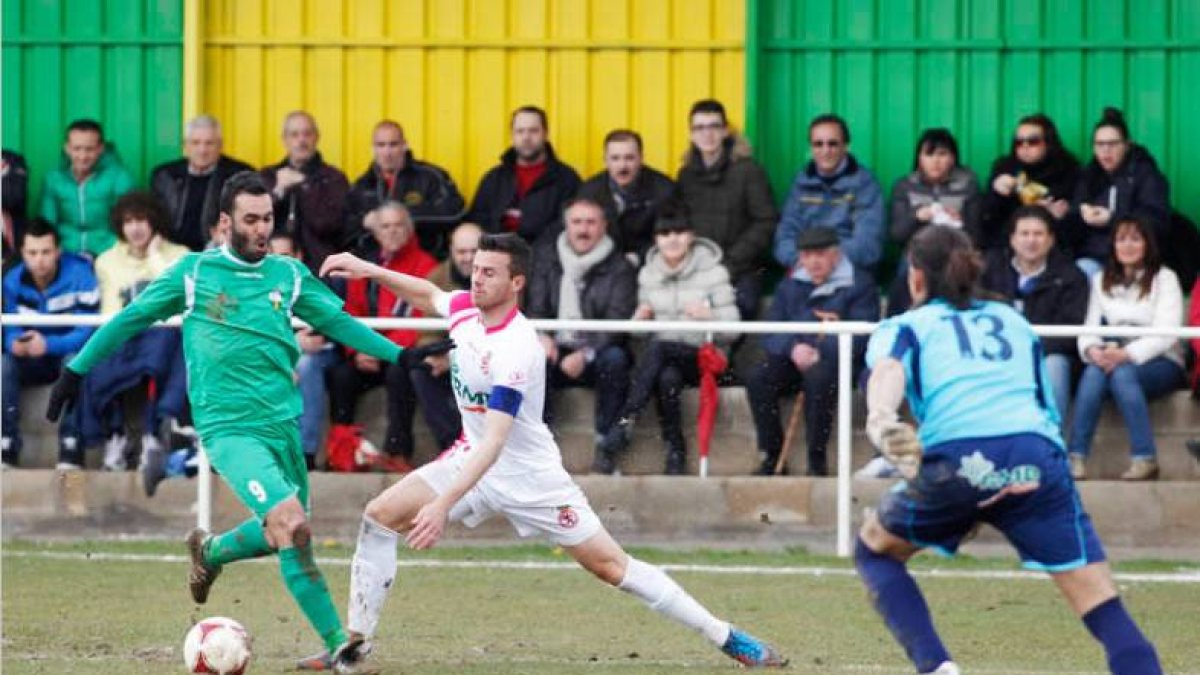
[957, 451, 1041, 492]
[556, 506, 579, 529]
[451, 360, 489, 412]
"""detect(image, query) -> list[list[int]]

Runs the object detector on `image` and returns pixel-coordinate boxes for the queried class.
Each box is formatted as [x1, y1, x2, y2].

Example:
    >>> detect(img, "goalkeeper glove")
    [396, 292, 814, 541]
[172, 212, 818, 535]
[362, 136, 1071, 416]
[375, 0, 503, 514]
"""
[877, 422, 923, 481]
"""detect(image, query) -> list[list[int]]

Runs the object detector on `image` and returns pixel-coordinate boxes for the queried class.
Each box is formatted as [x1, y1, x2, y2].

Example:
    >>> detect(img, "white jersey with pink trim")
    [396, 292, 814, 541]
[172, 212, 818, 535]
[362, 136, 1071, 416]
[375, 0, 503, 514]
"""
[434, 290, 561, 475]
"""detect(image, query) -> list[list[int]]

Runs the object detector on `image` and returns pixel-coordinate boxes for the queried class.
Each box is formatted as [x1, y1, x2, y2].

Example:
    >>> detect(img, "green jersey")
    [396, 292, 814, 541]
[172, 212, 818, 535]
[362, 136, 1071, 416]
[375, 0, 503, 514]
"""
[70, 246, 401, 439]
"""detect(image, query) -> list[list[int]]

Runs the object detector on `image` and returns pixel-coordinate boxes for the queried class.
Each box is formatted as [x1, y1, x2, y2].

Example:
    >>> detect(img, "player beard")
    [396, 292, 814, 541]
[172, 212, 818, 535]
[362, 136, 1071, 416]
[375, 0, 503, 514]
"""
[230, 228, 268, 263]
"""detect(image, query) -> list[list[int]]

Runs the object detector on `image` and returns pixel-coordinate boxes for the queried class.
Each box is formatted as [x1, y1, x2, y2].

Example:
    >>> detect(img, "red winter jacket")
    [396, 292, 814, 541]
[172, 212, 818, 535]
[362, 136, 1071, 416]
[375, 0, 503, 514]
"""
[1189, 277, 1200, 390]
[344, 238, 437, 354]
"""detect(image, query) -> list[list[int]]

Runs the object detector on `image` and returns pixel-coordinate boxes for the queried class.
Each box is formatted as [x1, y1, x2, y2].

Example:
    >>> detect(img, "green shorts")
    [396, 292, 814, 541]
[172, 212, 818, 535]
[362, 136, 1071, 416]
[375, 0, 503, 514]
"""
[203, 419, 309, 520]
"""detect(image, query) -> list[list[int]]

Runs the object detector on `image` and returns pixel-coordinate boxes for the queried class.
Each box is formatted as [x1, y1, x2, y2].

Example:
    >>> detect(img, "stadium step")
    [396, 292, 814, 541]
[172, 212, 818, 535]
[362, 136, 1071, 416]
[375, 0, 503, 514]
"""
[11, 386, 1200, 480]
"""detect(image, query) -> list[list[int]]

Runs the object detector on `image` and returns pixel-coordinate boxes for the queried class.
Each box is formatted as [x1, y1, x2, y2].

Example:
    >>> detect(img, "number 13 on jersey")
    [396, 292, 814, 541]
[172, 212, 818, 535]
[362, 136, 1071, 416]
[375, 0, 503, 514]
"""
[941, 312, 1013, 362]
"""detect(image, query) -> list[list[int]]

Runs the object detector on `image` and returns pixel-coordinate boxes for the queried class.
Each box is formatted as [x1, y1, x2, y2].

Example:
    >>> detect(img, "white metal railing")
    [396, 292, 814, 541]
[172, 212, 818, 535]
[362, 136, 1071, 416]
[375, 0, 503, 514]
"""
[4, 312, 1200, 556]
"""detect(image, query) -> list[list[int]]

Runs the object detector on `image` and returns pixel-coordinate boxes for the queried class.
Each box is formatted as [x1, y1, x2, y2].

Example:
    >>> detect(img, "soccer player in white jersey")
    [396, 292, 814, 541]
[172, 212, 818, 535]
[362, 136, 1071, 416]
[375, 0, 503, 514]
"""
[310, 233, 786, 672]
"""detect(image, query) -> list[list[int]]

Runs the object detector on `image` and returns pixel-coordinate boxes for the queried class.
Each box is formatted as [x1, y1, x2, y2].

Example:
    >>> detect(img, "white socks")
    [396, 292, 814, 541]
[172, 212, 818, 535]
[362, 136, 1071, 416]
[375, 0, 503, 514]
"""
[347, 515, 400, 638]
[617, 556, 730, 646]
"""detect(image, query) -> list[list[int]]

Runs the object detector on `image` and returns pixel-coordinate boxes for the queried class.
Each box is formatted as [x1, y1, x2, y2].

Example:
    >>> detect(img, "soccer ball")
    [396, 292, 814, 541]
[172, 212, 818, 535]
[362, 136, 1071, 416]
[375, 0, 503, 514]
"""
[182, 616, 252, 674]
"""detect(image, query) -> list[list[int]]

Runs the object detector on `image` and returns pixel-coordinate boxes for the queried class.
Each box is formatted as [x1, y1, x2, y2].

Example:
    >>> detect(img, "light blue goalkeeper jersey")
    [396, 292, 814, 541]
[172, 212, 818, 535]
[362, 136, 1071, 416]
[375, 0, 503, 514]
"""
[865, 298, 1064, 450]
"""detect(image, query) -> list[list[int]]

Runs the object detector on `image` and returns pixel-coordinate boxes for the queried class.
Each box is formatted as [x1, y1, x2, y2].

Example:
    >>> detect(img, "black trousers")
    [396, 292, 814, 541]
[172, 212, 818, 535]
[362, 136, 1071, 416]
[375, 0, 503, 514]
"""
[409, 364, 462, 451]
[743, 345, 839, 475]
[327, 359, 417, 458]
[543, 344, 631, 436]
[620, 340, 700, 449]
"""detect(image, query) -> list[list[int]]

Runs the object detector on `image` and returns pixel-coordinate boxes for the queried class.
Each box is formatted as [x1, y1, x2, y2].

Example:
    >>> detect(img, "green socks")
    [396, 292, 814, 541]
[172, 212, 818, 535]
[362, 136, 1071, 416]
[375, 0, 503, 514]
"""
[203, 518, 274, 567]
[279, 544, 347, 653]
[200, 520, 346, 652]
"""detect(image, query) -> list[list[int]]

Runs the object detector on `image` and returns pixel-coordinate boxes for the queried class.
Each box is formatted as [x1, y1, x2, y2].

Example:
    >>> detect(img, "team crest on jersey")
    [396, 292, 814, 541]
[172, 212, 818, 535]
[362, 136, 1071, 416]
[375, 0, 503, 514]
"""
[479, 351, 492, 376]
[556, 505, 579, 529]
[268, 289, 283, 311]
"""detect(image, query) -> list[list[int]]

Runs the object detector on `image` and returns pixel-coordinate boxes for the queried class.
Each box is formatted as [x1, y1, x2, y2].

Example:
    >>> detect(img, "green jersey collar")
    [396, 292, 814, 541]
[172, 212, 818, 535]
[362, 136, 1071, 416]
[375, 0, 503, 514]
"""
[220, 244, 267, 268]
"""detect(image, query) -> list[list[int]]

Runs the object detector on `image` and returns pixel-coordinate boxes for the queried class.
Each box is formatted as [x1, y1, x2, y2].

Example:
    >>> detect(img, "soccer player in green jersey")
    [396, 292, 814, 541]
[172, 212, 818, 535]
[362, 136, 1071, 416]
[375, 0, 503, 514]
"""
[46, 172, 396, 673]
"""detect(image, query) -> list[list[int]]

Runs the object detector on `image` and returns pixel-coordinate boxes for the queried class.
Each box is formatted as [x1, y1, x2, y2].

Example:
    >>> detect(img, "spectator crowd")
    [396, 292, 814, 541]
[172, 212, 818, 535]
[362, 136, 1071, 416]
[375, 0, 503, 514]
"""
[3, 101, 1198, 488]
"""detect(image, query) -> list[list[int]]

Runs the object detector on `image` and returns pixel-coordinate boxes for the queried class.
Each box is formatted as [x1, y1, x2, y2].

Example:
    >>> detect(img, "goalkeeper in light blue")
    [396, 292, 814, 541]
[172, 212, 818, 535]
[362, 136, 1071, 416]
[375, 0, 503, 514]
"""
[856, 226, 1161, 675]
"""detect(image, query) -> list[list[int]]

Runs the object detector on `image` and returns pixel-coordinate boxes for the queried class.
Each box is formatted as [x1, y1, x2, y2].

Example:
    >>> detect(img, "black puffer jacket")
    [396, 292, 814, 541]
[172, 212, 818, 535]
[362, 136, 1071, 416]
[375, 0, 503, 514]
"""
[261, 151, 352, 274]
[981, 248, 1090, 357]
[344, 152, 465, 255]
[524, 239, 637, 352]
[465, 143, 581, 246]
[675, 135, 778, 279]
[150, 155, 255, 251]
[1067, 144, 1170, 262]
[577, 166, 675, 265]
[978, 151, 1080, 252]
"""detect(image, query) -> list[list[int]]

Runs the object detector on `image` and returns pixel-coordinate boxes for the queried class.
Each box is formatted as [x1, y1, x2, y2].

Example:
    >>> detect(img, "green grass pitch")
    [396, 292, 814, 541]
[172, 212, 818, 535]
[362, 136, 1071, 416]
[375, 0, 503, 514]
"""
[3, 540, 1197, 674]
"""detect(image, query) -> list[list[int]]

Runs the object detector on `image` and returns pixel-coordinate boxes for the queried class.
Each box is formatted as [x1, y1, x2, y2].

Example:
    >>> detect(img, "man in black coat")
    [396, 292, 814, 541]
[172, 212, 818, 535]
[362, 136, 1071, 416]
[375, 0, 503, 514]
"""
[982, 204, 1090, 425]
[576, 129, 675, 266]
[465, 106, 581, 247]
[345, 120, 465, 258]
[525, 198, 636, 473]
[149, 115, 254, 251]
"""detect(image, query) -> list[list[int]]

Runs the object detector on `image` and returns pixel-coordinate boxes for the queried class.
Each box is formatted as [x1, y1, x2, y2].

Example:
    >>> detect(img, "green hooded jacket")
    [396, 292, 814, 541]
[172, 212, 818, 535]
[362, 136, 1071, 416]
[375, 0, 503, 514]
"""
[39, 147, 134, 256]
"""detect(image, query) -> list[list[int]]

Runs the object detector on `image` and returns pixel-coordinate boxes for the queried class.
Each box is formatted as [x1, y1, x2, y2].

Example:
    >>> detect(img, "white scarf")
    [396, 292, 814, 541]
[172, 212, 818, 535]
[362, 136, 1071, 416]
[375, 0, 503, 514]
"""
[555, 232, 615, 345]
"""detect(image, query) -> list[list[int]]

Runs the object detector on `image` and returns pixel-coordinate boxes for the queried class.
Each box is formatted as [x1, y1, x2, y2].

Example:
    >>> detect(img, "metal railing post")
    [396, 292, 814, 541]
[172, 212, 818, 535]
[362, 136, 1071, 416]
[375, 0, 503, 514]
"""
[836, 332, 853, 557]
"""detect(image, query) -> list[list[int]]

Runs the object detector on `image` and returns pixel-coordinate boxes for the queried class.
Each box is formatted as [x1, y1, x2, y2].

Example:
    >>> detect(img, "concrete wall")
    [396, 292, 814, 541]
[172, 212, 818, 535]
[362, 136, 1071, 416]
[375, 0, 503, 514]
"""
[4, 471, 1200, 555]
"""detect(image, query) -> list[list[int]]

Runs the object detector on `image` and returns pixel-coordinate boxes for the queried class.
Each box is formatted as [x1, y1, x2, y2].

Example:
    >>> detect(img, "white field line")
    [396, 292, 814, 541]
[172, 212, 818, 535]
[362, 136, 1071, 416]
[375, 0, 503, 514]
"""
[0, 650, 1125, 675]
[5, 549, 1200, 584]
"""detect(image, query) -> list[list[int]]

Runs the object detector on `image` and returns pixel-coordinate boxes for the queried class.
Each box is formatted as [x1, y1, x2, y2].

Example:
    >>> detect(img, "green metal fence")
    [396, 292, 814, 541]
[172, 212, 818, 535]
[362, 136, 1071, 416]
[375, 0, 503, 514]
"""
[746, 0, 1200, 222]
[2, 0, 184, 207]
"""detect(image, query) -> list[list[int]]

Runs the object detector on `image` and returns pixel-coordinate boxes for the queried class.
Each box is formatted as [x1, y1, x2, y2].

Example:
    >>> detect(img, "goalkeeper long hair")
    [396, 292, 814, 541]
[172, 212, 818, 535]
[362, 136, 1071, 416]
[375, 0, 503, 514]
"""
[907, 225, 983, 310]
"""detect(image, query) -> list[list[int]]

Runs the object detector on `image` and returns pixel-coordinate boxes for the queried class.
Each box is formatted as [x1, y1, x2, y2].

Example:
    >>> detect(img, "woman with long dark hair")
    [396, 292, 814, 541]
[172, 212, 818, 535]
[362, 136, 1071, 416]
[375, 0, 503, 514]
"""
[1069, 217, 1185, 480]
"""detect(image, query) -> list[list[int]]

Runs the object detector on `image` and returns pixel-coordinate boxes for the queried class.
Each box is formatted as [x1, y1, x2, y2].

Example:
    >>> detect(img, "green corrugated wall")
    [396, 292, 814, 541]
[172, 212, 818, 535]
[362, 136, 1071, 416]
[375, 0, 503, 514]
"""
[1, 0, 184, 206]
[747, 0, 1200, 222]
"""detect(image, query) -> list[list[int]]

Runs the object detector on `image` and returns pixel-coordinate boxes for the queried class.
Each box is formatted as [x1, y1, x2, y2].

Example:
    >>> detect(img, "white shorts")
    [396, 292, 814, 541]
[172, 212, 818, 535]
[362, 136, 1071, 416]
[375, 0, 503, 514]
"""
[413, 440, 602, 547]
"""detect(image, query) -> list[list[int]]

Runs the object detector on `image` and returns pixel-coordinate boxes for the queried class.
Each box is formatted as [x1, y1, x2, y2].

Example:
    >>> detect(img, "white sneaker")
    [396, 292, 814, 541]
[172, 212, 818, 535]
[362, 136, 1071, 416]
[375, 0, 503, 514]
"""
[930, 661, 961, 675]
[855, 455, 900, 479]
[103, 434, 128, 471]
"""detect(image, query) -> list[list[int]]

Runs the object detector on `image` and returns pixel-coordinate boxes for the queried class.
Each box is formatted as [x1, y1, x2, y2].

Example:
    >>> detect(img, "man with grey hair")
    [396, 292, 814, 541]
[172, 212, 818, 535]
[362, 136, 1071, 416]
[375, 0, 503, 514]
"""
[150, 114, 254, 251]
[261, 111, 351, 273]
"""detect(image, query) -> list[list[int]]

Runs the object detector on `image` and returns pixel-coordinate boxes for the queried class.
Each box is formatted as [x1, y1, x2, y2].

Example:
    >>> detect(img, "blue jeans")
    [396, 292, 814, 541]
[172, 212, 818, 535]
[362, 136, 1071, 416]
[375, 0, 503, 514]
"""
[1043, 353, 1073, 428]
[1068, 357, 1186, 459]
[2, 352, 83, 465]
[295, 348, 341, 458]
